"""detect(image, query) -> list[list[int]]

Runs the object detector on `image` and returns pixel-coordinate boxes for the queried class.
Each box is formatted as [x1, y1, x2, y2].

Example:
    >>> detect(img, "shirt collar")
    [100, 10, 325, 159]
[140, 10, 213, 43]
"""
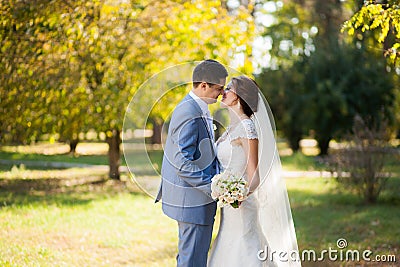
[189, 90, 209, 115]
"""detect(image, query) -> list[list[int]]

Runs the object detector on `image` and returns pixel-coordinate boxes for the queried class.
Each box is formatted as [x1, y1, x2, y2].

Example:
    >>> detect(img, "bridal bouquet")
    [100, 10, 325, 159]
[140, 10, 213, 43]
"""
[211, 171, 249, 208]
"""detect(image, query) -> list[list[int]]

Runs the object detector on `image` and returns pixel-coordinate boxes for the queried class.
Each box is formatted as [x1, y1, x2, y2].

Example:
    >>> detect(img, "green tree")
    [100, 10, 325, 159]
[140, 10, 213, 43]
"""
[343, 0, 400, 65]
[257, 0, 346, 152]
[343, 0, 400, 136]
[0, 0, 69, 143]
[303, 41, 395, 155]
[256, 61, 307, 152]
[0, 0, 256, 179]
[139, 0, 256, 144]
[256, 0, 397, 154]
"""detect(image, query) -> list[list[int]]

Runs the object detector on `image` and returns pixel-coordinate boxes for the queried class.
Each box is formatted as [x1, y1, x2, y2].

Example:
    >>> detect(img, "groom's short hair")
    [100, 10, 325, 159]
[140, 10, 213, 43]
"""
[192, 59, 228, 88]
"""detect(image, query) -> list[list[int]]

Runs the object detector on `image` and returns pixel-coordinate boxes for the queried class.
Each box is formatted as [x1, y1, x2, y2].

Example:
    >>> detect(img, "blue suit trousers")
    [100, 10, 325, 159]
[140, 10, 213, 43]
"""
[177, 221, 214, 267]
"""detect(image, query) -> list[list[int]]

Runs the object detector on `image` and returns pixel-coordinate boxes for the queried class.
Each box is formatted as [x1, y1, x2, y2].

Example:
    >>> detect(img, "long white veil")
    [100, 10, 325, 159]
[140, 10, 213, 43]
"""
[252, 92, 301, 266]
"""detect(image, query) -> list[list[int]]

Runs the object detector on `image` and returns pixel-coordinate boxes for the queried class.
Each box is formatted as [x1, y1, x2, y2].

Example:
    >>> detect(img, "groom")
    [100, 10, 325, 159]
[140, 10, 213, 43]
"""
[155, 59, 228, 267]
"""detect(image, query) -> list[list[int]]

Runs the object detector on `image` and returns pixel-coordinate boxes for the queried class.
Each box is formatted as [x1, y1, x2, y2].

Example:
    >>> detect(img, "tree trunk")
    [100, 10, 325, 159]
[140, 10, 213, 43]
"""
[106, 129, 121, 179]
[288, 133, 301, 152]
[364, 180, 378, 204]
[365, 191, 378, 204]
[285, 126, 302, 152]
[151, 119, 163, 144]
[69, 139, 79, 154]
[317, 137, 331, 156]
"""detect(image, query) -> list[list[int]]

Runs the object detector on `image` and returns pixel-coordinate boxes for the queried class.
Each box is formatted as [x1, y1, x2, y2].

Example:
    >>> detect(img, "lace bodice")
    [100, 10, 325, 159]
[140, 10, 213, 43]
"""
[216, 118, 258, 176]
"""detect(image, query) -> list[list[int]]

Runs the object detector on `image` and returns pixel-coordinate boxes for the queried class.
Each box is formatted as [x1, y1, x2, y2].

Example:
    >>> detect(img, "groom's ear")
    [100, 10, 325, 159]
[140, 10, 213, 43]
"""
[193, 81, 206, 90]
[200, 81, 208, 90]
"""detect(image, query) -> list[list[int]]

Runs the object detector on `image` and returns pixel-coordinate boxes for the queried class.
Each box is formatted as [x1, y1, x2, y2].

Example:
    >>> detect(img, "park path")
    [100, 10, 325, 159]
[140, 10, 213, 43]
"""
[0, 159, 334, 179]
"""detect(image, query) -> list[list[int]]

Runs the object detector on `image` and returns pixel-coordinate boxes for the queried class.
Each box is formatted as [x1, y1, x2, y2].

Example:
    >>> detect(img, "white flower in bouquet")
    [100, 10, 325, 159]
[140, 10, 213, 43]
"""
[211, 170, 249, 208]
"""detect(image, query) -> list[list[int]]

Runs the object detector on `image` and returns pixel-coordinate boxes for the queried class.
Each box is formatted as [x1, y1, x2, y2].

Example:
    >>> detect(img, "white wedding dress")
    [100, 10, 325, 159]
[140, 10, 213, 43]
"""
[208, 118, 276, 267]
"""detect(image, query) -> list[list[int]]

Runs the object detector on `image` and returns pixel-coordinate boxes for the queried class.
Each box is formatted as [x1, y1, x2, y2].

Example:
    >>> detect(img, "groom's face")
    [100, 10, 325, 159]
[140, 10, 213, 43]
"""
[202, 79, 226, 104]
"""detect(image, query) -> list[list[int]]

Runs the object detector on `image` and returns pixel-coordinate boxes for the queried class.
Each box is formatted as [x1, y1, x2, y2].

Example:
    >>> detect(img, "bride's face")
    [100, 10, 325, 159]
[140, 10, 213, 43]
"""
[221, 82, 238, 108]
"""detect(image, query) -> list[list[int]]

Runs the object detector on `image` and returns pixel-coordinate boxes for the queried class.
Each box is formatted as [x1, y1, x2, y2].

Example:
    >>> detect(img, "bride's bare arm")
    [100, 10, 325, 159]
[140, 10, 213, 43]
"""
[239, 138, 260, 194]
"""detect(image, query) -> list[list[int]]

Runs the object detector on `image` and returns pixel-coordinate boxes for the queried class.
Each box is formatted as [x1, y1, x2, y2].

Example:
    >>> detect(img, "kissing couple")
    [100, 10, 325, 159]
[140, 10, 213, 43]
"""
[155, 59, 301, 267]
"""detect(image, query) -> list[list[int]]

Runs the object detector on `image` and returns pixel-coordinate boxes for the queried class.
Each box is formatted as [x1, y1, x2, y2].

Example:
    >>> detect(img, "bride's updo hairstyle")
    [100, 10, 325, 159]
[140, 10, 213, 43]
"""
[231, 76, 259, 117]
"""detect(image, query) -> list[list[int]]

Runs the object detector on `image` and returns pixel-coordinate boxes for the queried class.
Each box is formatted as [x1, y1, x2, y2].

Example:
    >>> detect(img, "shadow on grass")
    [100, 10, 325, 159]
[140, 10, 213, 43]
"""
[0, 151, 110, 165]
[0, 176, 147, 208]
[0, 164, 69, 171]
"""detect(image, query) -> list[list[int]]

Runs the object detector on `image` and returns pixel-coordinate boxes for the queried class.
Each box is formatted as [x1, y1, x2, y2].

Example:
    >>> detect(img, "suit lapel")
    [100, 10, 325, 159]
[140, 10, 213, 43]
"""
[186, 94, 217, 155]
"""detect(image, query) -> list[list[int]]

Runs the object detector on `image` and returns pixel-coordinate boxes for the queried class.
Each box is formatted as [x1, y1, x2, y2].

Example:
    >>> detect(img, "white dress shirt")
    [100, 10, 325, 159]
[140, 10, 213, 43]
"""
[189, 91, 214, 140]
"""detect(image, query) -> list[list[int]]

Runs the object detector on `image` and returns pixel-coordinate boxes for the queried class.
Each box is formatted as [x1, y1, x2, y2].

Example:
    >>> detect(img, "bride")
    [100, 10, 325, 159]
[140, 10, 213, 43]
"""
[208, 76, 301, 267]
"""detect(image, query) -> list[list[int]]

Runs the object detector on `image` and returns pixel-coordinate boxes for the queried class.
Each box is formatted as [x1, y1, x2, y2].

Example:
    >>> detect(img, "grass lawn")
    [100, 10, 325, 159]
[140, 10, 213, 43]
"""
[0, 175, 399, 266]
[1, 142, 398, 266]
[0, 178, 177, 267]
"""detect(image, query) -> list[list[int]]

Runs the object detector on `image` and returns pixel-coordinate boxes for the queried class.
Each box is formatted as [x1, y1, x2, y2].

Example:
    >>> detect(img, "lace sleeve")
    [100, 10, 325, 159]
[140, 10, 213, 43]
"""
[230, 119, 258, 141]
